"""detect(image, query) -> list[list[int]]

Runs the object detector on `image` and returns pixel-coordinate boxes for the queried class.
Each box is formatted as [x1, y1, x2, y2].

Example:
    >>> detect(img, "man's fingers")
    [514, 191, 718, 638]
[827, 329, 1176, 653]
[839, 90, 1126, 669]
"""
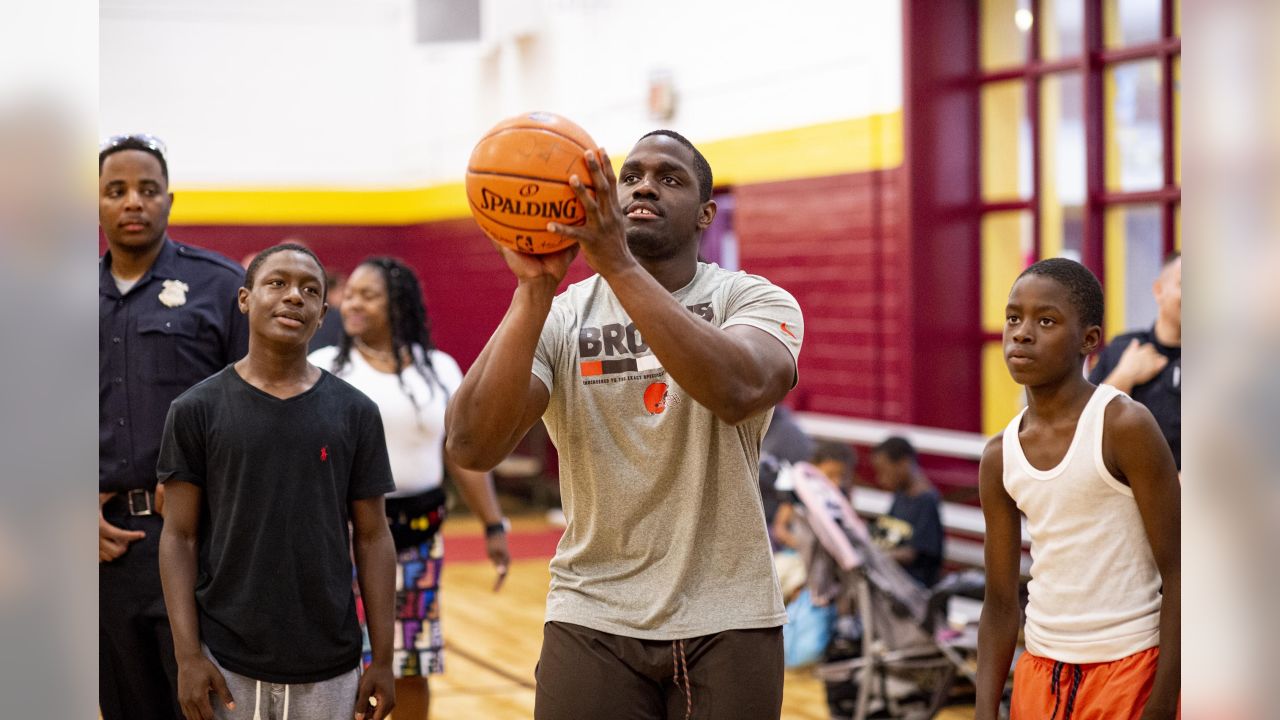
[353, 678, 373, 720]
[585, 149, 608, 190]
[599, 148, 616, 186]
[371, 692, 391, 720]
[101, 518, 146, 542]
[585, 148, 617, 190]
[192, 692, 215, 720]
[547, 222, 587, 241]
[568, 174, 600, 217]
[493, 564, 509, 592]
[99, 538, 125, 562]
[210, 668, 236, 710]
[584, 150, 623, 224]
[104, 526, 146, 542]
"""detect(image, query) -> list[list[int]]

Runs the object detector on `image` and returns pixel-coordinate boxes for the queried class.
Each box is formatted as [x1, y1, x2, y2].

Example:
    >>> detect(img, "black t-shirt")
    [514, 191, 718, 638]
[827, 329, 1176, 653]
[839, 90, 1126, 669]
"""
[157, 367, 395, 683]
[1089, 327, 1181, 469]
[872, 488, 944, 588]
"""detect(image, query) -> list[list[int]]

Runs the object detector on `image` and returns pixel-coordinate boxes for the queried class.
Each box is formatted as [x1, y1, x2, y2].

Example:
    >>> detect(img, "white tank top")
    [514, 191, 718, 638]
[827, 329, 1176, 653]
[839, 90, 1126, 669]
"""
[1002, 384, 1162, 663]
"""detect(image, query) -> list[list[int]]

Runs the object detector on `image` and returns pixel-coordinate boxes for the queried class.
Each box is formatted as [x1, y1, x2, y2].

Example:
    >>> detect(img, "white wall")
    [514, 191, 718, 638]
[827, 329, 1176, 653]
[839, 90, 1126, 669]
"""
[101, 0, 902, 187]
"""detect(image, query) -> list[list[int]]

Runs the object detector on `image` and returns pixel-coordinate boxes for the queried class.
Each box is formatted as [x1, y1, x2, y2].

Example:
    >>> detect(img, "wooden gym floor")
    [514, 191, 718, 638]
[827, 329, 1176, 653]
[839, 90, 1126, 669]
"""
[430, 514, 975, 719]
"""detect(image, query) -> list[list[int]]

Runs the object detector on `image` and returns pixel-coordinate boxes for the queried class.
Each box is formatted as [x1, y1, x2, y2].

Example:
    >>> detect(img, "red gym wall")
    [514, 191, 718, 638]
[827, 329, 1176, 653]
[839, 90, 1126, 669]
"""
[735, 170, 908, 421]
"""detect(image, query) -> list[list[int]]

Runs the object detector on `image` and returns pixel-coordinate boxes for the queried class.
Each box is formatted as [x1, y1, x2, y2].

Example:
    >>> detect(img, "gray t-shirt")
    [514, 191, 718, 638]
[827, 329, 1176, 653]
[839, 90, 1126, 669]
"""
[532, 262, 804, 639]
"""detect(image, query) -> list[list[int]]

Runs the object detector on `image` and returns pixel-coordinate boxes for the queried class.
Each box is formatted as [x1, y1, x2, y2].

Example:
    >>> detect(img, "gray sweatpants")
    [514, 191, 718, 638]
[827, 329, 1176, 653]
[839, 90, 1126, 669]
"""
[206, 648, 361, 720]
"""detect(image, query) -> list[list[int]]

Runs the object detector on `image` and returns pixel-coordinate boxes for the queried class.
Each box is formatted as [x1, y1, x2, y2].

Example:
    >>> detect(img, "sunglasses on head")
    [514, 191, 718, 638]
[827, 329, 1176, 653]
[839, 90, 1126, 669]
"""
[99, 133, 168, 159]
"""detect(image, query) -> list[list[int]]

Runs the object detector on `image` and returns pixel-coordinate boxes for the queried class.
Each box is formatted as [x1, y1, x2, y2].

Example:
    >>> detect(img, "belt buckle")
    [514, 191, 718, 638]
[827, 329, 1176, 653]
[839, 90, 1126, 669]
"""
[127, 489, 153, 516]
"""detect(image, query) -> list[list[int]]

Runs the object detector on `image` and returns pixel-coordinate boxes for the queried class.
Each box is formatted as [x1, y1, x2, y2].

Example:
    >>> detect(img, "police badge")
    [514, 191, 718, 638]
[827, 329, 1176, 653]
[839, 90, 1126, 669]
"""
[158, 279, 189, 308]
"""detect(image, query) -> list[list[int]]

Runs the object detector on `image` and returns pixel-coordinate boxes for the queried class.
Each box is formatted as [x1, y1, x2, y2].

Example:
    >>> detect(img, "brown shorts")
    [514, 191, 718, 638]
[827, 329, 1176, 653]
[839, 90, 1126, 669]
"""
[534, 621, 784, 720]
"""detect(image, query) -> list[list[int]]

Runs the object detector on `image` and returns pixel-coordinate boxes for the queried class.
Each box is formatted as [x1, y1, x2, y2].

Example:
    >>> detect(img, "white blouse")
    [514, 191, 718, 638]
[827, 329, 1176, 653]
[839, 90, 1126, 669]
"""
[309, 344, 463, 497]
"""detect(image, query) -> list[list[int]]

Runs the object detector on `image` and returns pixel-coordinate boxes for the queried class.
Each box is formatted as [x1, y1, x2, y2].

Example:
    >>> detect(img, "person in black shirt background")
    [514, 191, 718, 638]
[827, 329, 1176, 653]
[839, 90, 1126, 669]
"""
[1090, 251, 1182, 470]
[158, 244, 398, 720]
[99, 134, 248, 719]
[869, 436, 944, 588]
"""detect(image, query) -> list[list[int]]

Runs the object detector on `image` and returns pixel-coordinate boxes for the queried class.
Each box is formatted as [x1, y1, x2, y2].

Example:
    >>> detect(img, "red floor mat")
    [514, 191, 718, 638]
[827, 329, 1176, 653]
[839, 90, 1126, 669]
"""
[447, 528, 564, 562]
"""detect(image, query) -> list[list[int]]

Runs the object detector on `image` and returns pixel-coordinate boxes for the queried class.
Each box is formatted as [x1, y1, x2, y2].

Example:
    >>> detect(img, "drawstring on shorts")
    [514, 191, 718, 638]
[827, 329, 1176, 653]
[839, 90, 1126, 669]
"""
[1049, 660, 1083, 720]
[671, 639, 692, 720]
[250, 678, 291, 720]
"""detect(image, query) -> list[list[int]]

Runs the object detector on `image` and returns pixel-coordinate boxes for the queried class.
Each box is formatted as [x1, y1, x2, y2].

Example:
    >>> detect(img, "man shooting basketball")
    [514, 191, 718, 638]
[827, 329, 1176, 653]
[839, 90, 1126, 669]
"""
[447, 130, 803, 719]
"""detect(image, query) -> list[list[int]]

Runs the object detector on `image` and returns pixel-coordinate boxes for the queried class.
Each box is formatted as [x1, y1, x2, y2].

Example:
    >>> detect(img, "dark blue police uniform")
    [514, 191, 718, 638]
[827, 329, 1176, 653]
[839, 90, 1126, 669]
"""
[99, 237, 247, 719]
[1089, 327, 1181, 470]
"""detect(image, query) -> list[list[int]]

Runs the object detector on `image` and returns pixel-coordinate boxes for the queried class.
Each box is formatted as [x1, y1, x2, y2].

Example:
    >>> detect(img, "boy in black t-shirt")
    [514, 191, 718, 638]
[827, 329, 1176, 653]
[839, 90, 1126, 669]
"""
[869, 436, 944, 588]
[158, 244, 398, 720]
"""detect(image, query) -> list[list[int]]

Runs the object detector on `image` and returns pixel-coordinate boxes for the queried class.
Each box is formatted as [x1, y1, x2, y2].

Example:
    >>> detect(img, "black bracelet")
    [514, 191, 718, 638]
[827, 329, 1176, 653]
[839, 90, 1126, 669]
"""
[484, 518, 510, 537]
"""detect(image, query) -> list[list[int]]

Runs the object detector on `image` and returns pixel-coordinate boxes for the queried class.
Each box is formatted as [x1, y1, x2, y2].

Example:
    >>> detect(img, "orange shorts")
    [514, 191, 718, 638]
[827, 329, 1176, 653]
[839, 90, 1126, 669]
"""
[1011, 647, 1163, 720]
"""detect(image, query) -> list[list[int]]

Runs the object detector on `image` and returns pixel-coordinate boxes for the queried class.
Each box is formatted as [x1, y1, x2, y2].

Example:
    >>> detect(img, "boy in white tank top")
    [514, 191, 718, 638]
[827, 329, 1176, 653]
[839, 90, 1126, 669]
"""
[974, 259, 1180, 720]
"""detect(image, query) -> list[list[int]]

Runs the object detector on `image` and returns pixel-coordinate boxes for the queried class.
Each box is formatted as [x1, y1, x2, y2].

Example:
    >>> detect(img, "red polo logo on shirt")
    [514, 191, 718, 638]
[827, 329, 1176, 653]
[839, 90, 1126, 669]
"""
[320, 445, 329, 462]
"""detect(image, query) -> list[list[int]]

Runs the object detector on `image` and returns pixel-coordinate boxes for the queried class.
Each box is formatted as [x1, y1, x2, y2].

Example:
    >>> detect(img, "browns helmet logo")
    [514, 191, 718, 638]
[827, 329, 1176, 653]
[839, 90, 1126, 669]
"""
[643, 382, 669, 415]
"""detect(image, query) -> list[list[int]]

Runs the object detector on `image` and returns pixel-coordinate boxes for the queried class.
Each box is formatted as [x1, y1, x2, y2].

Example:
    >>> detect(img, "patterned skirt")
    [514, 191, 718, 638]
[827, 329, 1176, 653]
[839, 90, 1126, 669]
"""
[356, 486, 448, 677]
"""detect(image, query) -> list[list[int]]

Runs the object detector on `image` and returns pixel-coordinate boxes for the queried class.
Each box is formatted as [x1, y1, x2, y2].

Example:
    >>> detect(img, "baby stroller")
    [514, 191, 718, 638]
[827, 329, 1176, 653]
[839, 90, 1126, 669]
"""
[785, 462, 983, 720]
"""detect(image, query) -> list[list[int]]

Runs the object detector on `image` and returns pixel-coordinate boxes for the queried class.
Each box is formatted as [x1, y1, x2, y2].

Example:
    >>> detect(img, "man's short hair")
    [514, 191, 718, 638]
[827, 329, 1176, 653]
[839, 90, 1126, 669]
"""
[638, 129, 713, 203]
[1017, 257, 1105, 329]
[243, 243, 328, 296]
[1162, 250, 1181, 268]
[872, 436, 917, 464]
[99, 135, 169, 182]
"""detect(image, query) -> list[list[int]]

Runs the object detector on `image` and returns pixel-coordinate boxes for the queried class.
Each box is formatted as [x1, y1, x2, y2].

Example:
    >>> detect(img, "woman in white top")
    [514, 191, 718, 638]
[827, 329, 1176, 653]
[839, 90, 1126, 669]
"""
[310, 256, 510, 719]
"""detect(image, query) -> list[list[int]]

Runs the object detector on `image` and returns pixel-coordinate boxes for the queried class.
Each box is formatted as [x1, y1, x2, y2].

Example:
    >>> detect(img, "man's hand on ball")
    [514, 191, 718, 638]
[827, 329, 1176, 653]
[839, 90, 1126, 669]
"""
[548, 149, 636, 278]
[492, 239, 578, 288]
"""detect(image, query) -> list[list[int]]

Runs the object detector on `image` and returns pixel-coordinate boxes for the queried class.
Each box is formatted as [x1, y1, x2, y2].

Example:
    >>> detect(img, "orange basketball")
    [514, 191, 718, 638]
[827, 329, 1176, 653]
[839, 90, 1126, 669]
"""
[465, 112, 597, 254]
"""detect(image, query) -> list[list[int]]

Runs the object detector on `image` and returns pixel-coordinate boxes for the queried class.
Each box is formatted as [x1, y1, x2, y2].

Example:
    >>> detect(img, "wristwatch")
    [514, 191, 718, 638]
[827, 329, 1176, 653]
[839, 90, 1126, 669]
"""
[484, 518, 511, 537]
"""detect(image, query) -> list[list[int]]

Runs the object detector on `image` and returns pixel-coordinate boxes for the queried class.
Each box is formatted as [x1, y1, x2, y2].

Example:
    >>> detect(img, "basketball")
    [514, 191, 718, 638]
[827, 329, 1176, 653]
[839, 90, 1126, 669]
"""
[465, 111, 598, 255]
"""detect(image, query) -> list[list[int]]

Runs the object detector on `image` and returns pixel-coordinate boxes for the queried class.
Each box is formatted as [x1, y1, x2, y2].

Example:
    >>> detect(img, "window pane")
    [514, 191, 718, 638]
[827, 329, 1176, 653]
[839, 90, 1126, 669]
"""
[982, 211, 1034, 331]
[1104, 0, 1162, 49]
[1040, 0, 1083, 61]
[983, 341, 1025, 436]
[1104, 204, 1163, 335]
[1106, 60, 1164, 192]
[982, 81, 1033, 201]
[982, 0, 1034, 70]
[1040, 72, 1086, 260]
[1174, 55, 1181, 185]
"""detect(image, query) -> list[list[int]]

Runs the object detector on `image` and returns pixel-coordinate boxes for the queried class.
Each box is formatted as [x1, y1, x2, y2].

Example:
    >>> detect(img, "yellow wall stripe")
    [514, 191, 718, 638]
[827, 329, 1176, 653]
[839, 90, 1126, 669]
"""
[172, 183, 471, 226]
[700, 112, 902, 187]
[170, 111, 903, 225]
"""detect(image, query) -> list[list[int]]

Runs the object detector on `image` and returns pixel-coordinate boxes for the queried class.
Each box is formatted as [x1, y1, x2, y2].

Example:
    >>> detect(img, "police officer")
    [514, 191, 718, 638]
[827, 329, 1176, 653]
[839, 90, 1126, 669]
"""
[99, 135, 248, 719]
[1090, 251, 1182, 470]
